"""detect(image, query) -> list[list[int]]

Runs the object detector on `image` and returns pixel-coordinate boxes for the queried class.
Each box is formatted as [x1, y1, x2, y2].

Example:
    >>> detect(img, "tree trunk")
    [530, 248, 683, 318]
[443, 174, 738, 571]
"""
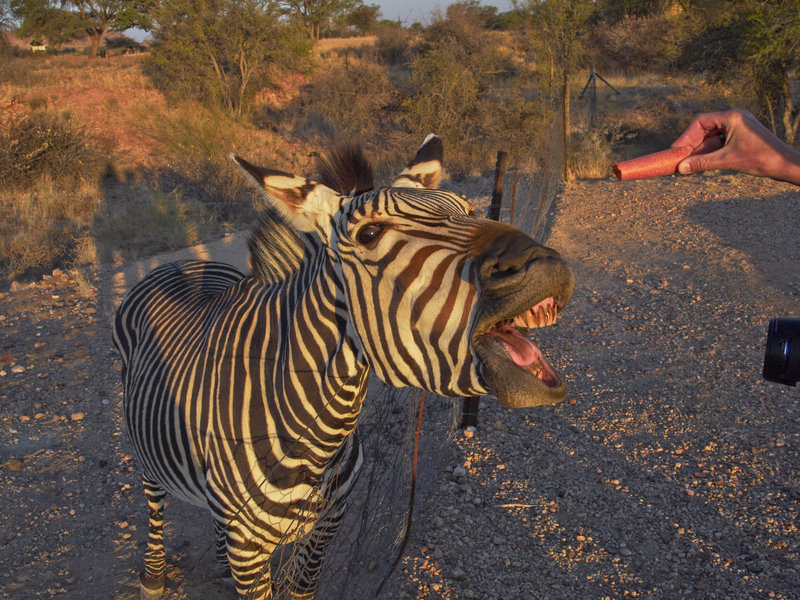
[88, 32, 102, 59]
[561, 69, 570, 181]
[764, 93, 778, 136]
[781, 74, 799, 146]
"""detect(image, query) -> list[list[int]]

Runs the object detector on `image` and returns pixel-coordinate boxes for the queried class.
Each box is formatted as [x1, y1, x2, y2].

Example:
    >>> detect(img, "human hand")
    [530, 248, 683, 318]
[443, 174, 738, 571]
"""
[672, 109, 800, 185]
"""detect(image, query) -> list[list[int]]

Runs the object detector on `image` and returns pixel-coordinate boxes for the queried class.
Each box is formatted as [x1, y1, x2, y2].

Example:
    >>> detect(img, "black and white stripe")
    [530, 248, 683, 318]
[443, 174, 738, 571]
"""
[114, 135, 572, 599]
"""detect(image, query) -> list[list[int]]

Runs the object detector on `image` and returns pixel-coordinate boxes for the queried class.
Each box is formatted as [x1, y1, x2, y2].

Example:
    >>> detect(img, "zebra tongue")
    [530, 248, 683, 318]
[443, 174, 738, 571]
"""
[486, 323, 540, 368]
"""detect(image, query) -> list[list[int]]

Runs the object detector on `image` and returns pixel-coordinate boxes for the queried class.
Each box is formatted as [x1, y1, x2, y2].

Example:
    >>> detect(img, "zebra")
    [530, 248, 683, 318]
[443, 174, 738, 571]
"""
[113, 134, 574, 600]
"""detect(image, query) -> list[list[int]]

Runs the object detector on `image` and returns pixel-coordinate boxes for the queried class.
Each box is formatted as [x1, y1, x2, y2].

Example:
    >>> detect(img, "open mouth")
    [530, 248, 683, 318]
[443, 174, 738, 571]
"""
[483, 297, 562, 387]
[474, 295, 569, 407]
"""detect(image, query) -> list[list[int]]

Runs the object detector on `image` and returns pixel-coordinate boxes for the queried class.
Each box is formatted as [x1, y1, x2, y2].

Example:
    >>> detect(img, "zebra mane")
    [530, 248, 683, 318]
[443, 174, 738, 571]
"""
[249, 144, 374, 285]
[313, 144, 374, 195]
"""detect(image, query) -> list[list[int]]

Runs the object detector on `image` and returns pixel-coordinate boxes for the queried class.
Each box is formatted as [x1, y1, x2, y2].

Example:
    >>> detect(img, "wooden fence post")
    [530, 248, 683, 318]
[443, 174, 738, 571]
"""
[460, 150, 508, 429]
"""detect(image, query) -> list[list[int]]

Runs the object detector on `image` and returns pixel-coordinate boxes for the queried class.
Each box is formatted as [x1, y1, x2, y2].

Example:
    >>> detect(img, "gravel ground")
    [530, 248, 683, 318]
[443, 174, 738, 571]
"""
[1, 172, 798, 599]
[384, 174, 800, 599]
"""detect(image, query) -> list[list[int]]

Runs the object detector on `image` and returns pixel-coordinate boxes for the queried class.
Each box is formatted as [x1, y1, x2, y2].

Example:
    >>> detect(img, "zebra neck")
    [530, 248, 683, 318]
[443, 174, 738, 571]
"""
[241, 258, 371, 445]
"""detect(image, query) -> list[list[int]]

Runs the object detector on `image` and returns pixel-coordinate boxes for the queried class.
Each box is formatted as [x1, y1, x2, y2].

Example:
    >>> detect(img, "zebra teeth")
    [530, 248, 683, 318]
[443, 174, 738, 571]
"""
[514, 297, 559, 330]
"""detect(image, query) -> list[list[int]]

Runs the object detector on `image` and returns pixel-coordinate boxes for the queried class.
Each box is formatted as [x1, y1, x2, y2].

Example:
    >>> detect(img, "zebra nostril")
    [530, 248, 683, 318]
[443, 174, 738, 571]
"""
[480, 243, 537, 284]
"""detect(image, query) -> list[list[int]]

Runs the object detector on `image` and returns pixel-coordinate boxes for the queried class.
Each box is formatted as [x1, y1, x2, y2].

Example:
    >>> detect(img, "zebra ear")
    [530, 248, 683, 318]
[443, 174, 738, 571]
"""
[392, 134, 443, 189]
[232, 154, 343, 234]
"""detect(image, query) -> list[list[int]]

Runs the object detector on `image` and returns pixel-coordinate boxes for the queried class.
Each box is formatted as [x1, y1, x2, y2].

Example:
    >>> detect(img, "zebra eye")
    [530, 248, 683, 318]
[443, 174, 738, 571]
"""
[357, 223, 384, 245]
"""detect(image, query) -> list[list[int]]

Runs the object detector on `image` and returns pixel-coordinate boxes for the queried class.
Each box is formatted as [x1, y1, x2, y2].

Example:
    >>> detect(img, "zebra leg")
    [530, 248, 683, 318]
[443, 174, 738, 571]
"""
[284, 433, 364, 599]
[213, 521, 234, 587]
[140, 478, 167, 600]
[225, 532, 274, 600]
[284, 504, 348, 599]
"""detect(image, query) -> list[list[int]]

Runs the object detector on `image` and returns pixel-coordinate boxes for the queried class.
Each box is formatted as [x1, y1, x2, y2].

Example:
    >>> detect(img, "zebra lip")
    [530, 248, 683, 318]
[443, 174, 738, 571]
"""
[474, 296, 567, 408]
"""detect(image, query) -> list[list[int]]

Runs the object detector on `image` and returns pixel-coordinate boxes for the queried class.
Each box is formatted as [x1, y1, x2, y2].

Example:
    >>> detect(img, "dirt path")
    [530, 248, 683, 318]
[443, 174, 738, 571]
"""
[383, 174, 800, 599]
[1, 173, 798, 599]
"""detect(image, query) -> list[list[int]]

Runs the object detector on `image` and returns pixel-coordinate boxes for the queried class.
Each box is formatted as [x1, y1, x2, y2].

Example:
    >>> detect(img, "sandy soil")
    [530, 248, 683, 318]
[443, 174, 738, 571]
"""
[1, 172, 798, 599]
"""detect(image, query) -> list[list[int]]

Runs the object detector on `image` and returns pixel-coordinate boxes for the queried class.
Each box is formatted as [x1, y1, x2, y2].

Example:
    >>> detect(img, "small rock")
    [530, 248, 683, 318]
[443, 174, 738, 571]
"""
[11, 365, 25, 374]
[453, 466, 467, 478]
[7, 459, 23, 471]
[433, 516, 444, 528]
[451, 567, 466, 581]
[492, 535, 506, 546]
[70, 412, 85, 422]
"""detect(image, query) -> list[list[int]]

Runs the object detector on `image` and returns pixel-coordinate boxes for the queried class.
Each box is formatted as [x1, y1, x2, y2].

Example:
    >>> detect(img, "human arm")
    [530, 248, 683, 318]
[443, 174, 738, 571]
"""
[673, 109, 800, 186]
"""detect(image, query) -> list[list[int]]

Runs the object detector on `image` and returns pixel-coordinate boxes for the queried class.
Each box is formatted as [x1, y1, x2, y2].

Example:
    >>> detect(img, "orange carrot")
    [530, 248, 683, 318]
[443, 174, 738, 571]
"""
[612, 146, 693, 181]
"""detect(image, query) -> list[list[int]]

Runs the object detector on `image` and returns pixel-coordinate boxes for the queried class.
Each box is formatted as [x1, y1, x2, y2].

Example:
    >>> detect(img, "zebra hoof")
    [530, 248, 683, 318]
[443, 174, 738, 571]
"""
[139, 584, 164, 600]
[139, 573, 165, 600]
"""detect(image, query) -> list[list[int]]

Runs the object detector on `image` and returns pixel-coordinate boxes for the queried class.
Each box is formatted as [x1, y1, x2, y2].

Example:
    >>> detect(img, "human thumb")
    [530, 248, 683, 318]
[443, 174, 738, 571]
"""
[677, 159, 694, 174]
[678, 154, 720, 175]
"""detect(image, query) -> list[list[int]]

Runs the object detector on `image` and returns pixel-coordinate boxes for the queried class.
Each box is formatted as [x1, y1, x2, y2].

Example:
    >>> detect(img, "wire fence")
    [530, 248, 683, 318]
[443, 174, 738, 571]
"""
[258, 382, 459, 600]
[498, 116, 564, 243]
[245, 116, 564, 600]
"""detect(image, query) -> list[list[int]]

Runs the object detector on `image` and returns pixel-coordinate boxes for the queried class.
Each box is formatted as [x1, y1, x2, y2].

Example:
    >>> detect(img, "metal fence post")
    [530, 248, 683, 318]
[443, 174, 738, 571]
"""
[460, 150, 508, 429]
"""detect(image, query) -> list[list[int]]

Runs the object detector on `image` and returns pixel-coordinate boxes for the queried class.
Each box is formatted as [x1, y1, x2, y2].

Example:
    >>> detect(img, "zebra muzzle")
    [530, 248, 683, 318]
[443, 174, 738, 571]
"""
[473, 258, 573, 408]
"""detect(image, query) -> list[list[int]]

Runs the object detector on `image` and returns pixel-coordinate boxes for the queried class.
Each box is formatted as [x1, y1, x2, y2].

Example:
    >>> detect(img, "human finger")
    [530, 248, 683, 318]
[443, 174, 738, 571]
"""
[671, 113, 726, 151]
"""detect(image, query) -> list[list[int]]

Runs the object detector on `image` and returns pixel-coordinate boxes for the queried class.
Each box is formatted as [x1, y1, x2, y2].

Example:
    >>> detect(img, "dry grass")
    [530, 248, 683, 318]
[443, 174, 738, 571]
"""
[0, 48, 741, 281]
[582, 71, 734, 160]
[1, 54, 168, 169]
[0, 179, 103, 275]
[315, 36, 377, 53]
[0, 54, 305, 278]
[89, 185, 223, 263]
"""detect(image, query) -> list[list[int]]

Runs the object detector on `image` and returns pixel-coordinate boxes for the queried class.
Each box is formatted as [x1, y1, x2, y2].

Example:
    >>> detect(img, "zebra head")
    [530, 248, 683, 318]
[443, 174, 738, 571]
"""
[232, 136, 573, 408]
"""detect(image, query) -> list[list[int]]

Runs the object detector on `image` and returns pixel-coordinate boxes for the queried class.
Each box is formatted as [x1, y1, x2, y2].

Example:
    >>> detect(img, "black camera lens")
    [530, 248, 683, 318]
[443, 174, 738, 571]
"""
[763, 318, 800, 386]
